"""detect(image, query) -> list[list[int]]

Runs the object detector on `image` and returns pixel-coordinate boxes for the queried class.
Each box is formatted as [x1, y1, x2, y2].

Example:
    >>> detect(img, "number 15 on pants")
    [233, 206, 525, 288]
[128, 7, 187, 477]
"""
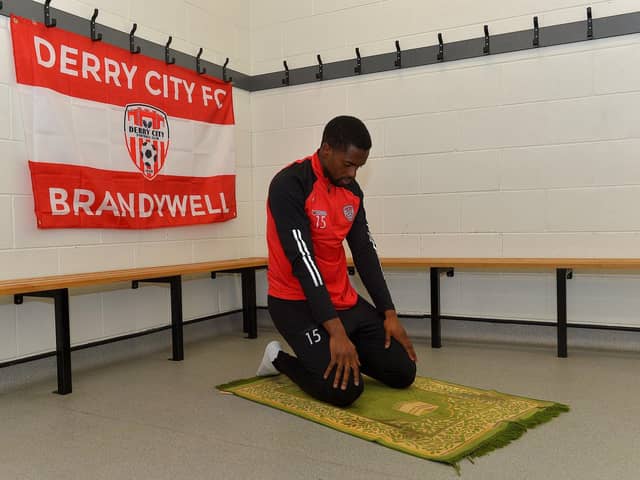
[305, 328, 322, 345]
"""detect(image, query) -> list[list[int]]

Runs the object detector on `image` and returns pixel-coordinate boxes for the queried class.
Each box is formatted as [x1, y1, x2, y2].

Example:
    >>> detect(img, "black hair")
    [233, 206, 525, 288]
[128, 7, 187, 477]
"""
[321, 116, 372, 151]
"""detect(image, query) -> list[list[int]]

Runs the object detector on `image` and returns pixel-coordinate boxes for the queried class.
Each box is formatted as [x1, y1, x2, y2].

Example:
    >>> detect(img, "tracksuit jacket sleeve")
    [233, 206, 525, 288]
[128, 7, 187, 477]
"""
[268, 174, 338, 325]
[346, 197, 395, 314]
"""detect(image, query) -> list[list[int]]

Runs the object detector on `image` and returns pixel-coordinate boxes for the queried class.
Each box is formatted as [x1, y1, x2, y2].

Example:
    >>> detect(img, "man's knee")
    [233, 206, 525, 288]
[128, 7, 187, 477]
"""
[324, 380, 364, 407]
[386, 360, 416, 389]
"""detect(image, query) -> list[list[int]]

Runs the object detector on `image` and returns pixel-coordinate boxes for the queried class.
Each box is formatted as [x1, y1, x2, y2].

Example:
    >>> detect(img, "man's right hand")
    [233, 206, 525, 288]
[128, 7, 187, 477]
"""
[322, 318, 360, 390]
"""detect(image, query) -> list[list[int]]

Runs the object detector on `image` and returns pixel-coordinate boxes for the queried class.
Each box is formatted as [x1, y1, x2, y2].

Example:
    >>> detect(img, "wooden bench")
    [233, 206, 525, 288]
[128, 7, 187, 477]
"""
[0, 257, 268, 395]
[4, 255, 637, 394]
[352, 258, 640, 359]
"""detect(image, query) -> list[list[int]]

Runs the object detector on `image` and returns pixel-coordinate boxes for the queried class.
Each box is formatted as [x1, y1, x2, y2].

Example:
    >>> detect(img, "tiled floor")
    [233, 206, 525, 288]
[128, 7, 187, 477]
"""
[0, 320, 638, 479]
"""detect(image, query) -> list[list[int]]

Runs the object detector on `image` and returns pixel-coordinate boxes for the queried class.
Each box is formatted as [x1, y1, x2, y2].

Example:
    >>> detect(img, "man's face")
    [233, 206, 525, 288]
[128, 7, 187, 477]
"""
[320, 143, 369, 187]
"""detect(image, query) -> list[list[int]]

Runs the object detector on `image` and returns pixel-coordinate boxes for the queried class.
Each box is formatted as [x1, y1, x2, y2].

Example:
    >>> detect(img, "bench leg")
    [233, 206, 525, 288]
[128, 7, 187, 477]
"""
[556, 268, 572, 358]
[241, 269, 257, 339]
[429, 268, 442, 349]
[169, 276, 184, 361]
[133, 276, 183, 361]
[14, 289, 72, 395]
[54, 289, 72, 394]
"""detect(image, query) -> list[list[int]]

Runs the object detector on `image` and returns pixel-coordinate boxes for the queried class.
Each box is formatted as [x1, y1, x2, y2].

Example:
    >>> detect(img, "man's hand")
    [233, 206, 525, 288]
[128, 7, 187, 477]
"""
[383, 310, 417, 362]
[322, 318, 360, 390]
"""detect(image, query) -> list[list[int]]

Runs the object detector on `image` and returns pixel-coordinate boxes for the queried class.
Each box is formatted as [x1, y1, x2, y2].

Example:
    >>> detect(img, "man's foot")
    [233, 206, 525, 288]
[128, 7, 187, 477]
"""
[256, 340, 282, 376]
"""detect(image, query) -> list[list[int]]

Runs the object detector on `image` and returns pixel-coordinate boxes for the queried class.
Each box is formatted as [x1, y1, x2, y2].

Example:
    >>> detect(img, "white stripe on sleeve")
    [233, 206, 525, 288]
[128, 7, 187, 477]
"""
[292, 229, 323, 287]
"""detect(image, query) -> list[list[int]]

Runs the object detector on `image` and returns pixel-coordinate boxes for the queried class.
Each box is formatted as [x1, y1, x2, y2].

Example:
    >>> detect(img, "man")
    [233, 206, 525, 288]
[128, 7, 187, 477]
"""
[257, 116, 416, 407]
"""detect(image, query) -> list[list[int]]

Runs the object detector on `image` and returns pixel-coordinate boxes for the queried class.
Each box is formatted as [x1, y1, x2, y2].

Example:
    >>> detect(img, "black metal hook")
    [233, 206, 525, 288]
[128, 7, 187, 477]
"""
[437, 33, 444, 61]
[90, 9, 102, 42]
[315, 54, 323, 80]
[587, 7, 593, 38]
[129, 24, 141, 54]
[223, 57, 232, 83]
[196, 48, 206, 75]
[44, 0, 56, 28]
[0, 2, 3, 11]
[165, 36, 175, 65]
[354, 48, 362, 74]
[394, 40, 401, 68]
[483, 25, 490, 54]
[282, 61, 290, 86]
[533, 16, 540, 47]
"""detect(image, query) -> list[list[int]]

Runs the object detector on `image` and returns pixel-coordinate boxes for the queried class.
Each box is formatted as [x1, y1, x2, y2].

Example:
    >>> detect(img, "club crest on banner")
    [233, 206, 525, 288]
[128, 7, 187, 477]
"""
[124, 104, 170, 180]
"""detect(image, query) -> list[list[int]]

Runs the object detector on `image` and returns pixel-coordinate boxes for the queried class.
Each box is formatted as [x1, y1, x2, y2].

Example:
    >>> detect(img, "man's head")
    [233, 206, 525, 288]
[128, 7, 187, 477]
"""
[318, 116, 371, 187]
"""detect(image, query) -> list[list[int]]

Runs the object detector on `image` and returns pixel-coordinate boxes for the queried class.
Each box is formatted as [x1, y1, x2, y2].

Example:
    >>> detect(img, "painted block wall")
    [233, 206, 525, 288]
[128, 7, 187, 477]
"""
[250, 0, 640, 330]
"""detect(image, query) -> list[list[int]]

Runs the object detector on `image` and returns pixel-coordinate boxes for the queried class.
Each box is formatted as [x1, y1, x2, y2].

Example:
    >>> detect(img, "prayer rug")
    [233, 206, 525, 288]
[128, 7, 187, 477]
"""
[217, 375, 568, 471]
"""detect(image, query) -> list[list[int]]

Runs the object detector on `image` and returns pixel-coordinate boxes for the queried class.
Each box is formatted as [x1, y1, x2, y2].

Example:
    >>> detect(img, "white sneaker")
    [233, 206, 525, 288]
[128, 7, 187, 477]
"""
[256, 340, 282, 376]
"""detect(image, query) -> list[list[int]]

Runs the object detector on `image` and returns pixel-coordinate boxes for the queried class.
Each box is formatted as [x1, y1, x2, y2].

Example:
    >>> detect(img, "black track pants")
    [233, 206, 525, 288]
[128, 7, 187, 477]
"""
[268, 295, 416, 407]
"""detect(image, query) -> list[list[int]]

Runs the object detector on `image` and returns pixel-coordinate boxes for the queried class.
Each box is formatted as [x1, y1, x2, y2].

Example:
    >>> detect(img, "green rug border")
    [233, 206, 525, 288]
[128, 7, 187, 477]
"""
[217, 376, 569, 471]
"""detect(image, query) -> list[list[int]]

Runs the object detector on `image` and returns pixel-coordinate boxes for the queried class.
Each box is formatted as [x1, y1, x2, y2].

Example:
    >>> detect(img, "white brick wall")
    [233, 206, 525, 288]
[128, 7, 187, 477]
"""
[420, 151, 500, 194]
[248, 0, 640, 331]
[383, 195, 461, 234]
[0, 299, 17, 359]
[252, 126, 320, 167]
[421, 235, 502, 257]
[249, 0, 640, 74]
[460, 191, 547, 233]
[0, 197, 13, 249]
[27, 0, 251, 73]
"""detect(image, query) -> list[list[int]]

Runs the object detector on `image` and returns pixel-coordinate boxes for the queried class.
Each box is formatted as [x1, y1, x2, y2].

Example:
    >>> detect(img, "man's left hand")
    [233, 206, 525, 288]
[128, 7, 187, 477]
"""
[383, 310, 417, 362]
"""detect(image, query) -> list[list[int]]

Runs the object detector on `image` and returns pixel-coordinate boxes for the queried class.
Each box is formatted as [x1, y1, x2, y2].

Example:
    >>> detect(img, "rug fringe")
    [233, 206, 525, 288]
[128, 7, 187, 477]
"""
[448, 402, 570, 470]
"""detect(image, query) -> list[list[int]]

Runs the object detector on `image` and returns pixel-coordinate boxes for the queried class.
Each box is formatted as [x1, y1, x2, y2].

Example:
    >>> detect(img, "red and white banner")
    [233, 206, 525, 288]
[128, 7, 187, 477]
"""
[10, 15, 236, 229]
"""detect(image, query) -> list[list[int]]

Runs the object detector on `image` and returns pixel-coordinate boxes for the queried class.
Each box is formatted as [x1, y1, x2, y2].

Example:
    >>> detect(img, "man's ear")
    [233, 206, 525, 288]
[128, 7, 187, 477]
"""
[319, 142, 331, 155]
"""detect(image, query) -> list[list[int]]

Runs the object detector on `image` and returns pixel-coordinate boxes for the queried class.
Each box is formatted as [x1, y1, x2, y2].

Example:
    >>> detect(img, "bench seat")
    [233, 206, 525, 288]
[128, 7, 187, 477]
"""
[1, 257, 268, 394]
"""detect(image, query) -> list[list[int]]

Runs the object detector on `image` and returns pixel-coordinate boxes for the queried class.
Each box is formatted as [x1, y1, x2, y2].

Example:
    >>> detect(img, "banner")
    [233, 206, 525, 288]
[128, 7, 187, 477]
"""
[10, 15, 236, 229]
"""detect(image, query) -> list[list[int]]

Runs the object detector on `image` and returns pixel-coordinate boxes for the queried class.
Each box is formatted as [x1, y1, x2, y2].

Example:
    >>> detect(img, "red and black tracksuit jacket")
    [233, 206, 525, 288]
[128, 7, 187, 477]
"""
[266, 151, 395, 325]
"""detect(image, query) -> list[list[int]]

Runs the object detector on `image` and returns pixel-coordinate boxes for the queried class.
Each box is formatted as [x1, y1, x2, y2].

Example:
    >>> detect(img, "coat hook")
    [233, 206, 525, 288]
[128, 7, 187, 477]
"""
[587, 7, 593, 38]
[0, 2, 3, 10]
[354, 48, 362, 74]
[483, 25, 490, 54]
[44, 0, 56, 28]
[196, 48, 206, 75]
[223, 57, 232, 83]
[394, 40, 401, 68]
[129, 24, 141, 54]
[165, 36, 175, 65]
[90, 9, 102, 41]
[533, 16, 540, 47]
[282, 60, 290, 86]
[315, 54, 323, 80]
[437, 33, 444, 61]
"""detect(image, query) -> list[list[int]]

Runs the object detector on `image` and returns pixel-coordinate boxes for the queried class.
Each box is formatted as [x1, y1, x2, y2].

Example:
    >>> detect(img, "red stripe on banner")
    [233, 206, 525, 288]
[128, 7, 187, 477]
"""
[29, 161, 237, 229]
[10, 15, 234, 125]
